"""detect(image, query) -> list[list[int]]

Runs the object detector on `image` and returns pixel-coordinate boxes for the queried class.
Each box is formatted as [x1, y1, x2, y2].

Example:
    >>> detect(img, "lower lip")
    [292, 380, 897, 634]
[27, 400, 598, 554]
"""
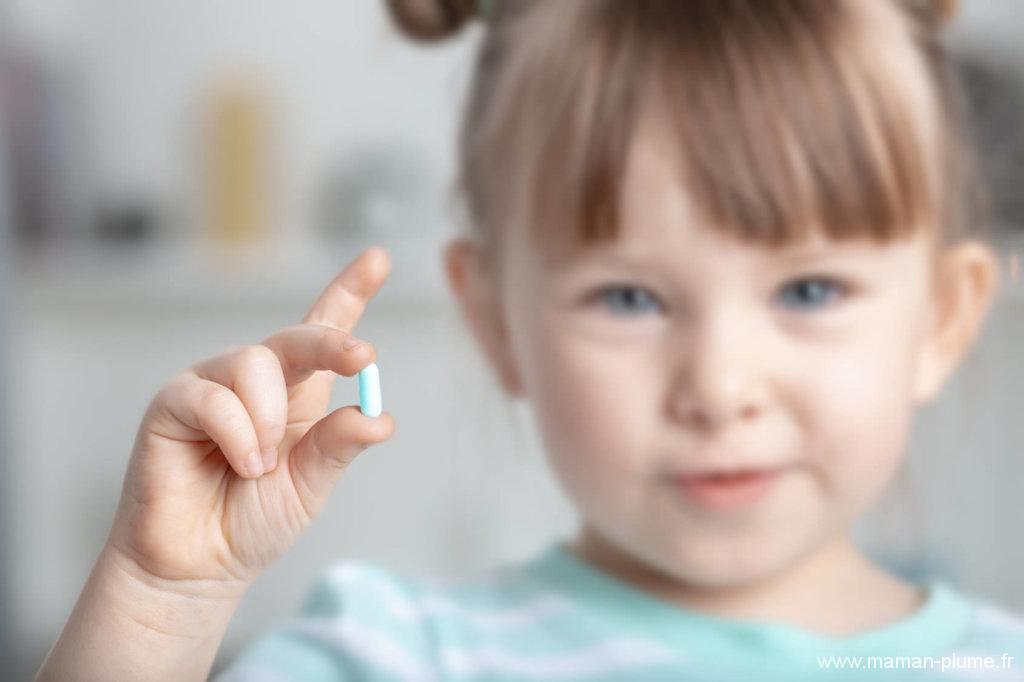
[672, 469, 783, 510]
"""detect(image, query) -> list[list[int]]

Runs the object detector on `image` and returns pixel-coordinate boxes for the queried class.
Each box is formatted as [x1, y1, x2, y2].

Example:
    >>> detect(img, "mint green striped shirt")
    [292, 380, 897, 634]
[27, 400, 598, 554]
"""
[214, 540, 1024, 681]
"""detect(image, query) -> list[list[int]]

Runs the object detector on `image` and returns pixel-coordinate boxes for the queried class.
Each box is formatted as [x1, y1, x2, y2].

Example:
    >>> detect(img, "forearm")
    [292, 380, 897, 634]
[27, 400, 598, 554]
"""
[35, 544, 247, 682]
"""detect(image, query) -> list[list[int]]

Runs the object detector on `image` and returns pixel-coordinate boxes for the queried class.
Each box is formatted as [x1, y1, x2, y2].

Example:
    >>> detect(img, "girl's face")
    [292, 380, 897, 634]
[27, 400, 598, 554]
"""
[497, 113, 940, 590]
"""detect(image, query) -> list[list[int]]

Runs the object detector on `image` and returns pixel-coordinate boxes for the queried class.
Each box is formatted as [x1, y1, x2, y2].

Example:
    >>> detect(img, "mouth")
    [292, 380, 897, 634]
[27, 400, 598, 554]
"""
[669, 467, 786, 511]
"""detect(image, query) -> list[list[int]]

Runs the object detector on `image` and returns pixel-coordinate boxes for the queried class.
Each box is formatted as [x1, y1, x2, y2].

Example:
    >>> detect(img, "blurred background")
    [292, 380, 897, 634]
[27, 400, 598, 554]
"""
[0, 1, 1022, 678]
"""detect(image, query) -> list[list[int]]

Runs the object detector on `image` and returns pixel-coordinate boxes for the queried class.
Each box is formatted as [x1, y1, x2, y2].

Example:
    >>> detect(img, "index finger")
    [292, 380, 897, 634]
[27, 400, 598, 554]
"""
[303, 246, 391, 331]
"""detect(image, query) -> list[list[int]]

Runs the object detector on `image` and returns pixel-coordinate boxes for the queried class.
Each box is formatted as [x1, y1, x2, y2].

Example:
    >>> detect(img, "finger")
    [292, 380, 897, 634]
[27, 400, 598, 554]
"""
[158, 374, 264, 478]
[260, 323, 377, 386]
[303, 246, 391, 331]
[288, 406, 396, 517]
[192, 345, 288, 473]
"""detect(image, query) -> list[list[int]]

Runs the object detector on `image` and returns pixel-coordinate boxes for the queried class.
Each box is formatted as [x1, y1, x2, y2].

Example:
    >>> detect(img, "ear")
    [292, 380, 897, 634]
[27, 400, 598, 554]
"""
[443, 237, 525, 397]
[912, 239, 1000, 405]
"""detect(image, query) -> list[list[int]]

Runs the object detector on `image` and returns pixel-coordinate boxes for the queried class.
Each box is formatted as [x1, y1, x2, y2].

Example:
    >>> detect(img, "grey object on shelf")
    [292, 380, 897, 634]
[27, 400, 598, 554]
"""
[954, 49, 1024, 231]
[0, 43, 94, 250]
[0, 89, 15, 676]
[317, 139, 432, 241]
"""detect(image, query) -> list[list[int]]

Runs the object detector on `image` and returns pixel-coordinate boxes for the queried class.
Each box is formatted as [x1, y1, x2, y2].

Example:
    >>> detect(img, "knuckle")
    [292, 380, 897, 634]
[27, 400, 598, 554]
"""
[310, 323, 348, 350]
[198, 383, 237, 415]
[319, 415, 365, 470]
[260, 417, 288, 438]
[149, 373, 190, 416]
[219, 343, 246, 359]
[270, 323, 303, 344]
[237, 343, 279, 368]
[231, 344, 282, 380]
[313, 427, 347, 471]
[156, 371, 191, 400]
[322, 453, 351, 472]
[175, 372, 207, 402]
[162, 372, 197, 407]
[311, 325, 336, 361]
[315, 323, 340, 344]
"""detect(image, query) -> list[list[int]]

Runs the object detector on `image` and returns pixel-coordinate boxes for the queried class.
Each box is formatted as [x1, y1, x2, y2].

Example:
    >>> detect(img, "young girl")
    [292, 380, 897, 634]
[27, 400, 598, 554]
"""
[36, 0, 1024, 680]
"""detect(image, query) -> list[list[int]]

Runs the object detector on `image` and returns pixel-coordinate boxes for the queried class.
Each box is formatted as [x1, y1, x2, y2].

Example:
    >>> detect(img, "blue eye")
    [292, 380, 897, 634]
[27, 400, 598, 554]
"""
[777, 276, 847, 311]
[593, 285, 663, 316]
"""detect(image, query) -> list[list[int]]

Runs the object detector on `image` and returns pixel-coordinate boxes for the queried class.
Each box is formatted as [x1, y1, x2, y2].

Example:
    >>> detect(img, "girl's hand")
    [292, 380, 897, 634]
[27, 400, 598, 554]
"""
[106, 246, 397, 596]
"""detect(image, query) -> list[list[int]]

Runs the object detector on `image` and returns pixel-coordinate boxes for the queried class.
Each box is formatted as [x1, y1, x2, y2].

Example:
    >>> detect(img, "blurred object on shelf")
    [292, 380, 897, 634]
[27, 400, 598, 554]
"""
[0, 47, 45, 245]
[955, 50, 1024, 232]
[999, 231, 1024, 301]
[0, 61, 12, 675]
[93, 199, 157, 246]
[202, 75, 274, 249]
[0, 38, 93, 255]
[317, 139, 430, 241]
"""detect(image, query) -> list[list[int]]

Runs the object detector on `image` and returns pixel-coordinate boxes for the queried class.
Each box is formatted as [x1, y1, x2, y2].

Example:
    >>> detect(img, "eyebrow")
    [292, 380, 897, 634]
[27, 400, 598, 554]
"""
[544, 244, 653, 267]
[549, 242, 873, 268]
[769, 242, 884, 265]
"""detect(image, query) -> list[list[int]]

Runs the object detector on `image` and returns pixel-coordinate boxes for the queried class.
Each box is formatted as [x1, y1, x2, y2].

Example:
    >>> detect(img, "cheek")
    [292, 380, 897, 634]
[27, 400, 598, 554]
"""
[518, 315, 656, 493]
[804, 328, 919, 511]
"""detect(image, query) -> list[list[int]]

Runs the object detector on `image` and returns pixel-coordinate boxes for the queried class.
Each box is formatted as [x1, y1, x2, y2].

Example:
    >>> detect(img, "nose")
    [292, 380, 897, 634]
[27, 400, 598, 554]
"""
[668, 310, 767, 432]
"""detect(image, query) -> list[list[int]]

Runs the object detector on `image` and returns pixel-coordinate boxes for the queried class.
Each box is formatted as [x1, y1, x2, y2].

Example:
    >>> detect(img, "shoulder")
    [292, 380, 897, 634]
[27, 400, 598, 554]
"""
[300, 556, 571, 626]
[213, 558, 439, 681]
[214, 556, 573, 682]
[965, 594, 1024, 642]
[298, 558, 433, 621]
[941, 583, 1024, 664]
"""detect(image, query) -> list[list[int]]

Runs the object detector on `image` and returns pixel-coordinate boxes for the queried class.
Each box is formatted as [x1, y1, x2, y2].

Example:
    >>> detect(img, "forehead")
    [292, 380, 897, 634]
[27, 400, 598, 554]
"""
[536, 112, 935, 274]
[538, 116, 824, 267]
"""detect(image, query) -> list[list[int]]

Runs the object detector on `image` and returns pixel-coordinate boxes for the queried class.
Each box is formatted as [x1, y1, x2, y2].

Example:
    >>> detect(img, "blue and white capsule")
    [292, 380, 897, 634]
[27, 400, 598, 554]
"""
[358, 362, 382, 417]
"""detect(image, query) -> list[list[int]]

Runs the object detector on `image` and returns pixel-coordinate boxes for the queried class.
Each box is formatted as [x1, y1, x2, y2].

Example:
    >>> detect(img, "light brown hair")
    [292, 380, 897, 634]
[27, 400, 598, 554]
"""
[386, 0, 987, 276]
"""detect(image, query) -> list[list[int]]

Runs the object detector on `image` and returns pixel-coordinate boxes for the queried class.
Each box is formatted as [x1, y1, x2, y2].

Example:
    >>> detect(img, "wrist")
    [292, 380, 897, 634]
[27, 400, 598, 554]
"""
[34, 545, 251, 682]
[97, 542, 249, 639]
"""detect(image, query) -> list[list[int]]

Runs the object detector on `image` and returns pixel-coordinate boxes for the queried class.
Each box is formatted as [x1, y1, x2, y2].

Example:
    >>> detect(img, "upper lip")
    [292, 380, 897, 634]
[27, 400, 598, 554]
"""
[670, 464, 788, 479]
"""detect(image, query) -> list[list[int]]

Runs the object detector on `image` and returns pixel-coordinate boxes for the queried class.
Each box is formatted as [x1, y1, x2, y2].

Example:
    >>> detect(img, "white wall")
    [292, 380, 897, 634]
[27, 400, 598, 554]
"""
[5, 0, 478, 248]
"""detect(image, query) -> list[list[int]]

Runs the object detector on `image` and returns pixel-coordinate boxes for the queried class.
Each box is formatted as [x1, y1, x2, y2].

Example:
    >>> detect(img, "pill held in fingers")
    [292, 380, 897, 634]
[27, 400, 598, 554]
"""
[358, 363, 382, 417]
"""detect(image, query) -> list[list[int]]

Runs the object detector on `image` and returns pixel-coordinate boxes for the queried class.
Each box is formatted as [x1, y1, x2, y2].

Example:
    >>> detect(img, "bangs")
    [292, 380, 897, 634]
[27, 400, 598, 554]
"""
[512, 0, 942, 252]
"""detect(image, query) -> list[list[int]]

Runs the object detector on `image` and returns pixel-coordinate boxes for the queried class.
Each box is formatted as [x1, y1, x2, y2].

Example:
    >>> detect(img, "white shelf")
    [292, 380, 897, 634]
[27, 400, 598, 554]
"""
[11, 233, 452, 311]
[11, 230, 1024, 311]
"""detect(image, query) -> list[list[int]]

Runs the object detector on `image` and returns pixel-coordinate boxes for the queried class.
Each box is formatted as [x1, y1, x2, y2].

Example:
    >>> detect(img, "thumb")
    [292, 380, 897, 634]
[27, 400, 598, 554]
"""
[288, 405, 396, 517]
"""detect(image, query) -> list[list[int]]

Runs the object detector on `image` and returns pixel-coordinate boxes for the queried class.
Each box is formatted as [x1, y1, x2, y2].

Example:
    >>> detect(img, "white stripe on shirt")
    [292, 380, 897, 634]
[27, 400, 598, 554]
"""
[974, 603, 1024, 636]
[326, 564, 573, 630]
[289, 617, 438, 682]
[438, 637, 680, 678]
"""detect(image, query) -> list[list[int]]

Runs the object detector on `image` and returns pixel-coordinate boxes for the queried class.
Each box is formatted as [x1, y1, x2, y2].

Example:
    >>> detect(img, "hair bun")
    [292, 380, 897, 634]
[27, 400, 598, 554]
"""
[384, 0, 479, 42]
[928, 0, 958, 28]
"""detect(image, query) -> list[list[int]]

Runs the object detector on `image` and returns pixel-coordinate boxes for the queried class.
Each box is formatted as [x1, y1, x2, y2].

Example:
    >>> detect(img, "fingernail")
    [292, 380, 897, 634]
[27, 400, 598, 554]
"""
[261, 447, 278, 472]
[246, 450, 264, 478]
[343, 336, 366, 350]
